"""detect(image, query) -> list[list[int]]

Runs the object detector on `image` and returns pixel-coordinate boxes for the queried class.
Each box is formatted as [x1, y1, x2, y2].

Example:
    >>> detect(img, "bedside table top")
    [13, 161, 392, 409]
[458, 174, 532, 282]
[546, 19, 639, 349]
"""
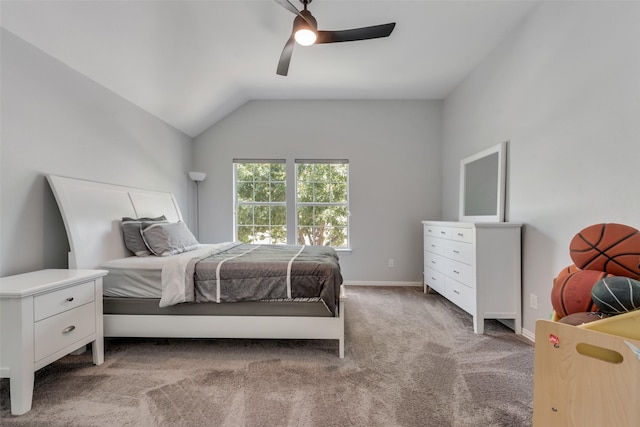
[0, 269, 108, 297]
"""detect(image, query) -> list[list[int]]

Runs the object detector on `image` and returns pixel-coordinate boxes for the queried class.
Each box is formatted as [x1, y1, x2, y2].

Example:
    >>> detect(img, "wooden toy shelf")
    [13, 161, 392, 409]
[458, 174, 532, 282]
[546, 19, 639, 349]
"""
[533, 309, 640, 426]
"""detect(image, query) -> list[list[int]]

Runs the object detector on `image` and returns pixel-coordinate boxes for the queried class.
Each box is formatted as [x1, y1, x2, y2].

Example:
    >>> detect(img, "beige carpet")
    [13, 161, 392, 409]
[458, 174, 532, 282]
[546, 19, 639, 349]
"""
[1, 286, 534, 426]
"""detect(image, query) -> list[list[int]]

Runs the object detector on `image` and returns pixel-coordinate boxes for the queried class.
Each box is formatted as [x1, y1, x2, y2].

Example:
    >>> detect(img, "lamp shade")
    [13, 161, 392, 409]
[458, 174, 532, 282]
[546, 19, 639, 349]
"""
[188, 171, 206, 182]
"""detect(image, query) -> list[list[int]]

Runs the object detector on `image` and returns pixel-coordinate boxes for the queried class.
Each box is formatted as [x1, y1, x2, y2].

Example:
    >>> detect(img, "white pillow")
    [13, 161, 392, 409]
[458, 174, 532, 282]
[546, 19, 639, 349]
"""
[141, 221, 199, 256]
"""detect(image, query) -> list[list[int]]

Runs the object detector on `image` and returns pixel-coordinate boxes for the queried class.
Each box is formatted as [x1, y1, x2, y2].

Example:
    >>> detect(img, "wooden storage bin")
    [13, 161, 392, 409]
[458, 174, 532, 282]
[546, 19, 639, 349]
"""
[533, 310, 640, 426]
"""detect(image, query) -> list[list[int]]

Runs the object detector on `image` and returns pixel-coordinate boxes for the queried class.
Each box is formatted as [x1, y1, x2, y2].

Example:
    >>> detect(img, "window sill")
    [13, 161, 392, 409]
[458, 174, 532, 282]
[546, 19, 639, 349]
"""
[335, 248, 352, 253]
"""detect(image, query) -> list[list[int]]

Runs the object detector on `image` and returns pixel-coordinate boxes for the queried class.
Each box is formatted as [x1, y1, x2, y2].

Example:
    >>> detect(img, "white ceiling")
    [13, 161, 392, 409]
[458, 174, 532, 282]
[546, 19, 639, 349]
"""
[1, 0, 538, 137]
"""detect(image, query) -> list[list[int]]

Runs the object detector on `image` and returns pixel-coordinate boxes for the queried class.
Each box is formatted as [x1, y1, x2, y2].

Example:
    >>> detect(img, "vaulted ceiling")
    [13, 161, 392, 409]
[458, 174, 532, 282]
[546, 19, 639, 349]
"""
[1, 0, 538, 137]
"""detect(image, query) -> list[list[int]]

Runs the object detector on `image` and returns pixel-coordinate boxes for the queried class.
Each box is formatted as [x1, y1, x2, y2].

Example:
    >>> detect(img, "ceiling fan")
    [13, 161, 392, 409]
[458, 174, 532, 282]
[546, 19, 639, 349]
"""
[275, 0, 396, 76]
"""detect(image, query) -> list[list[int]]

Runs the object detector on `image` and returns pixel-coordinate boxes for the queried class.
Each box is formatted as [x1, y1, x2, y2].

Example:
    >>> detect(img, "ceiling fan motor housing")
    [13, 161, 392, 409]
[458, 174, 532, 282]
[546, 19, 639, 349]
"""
[294, 9, 317, 33]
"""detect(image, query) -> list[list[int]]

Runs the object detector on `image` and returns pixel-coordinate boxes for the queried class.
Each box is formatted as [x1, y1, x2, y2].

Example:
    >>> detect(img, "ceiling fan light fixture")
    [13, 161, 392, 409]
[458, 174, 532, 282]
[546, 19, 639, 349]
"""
[294, 28, 317, 46]
[292, 10, 317, 46]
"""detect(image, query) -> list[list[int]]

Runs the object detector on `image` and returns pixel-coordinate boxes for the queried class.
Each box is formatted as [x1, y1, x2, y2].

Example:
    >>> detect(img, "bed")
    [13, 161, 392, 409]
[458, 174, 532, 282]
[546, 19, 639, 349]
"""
[46, 174, 346, 357]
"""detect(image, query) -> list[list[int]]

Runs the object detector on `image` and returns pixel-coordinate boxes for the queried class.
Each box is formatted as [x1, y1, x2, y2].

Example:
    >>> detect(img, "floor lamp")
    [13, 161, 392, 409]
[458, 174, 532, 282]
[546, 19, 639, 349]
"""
[188, 171, 206, 240]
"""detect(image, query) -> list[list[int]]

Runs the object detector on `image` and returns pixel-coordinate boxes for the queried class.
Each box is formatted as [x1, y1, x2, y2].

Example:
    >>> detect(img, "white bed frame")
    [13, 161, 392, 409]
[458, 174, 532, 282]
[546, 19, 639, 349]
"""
[47, 175, 346, 357]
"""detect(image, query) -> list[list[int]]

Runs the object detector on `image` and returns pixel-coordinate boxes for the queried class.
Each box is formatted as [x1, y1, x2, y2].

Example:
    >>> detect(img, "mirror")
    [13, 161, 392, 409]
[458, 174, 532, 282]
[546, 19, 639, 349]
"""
[459, 141, 507, 222]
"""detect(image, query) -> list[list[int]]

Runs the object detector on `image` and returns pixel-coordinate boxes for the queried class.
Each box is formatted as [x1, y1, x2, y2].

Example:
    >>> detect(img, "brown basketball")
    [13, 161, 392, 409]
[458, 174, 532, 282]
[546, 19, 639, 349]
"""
[558, 311, 610, 326]
[551, 269, 611, 318]
[569, 223, 640, 279]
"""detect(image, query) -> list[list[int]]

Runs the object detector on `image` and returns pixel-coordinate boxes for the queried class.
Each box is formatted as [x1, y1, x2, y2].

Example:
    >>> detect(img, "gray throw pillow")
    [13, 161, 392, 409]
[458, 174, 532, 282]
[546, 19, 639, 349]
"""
[121, 215, 167, 256]
[141, 221, 199, 256]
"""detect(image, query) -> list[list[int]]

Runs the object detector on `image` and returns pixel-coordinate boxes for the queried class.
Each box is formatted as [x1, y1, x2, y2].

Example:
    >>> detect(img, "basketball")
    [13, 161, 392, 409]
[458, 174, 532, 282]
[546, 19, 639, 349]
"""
[569, 223, 640, 279]
[551, 269, 611, 318]
[591, 276, 640, 315]
[554, 264, 579, 287]
[558, 311, 610, 326]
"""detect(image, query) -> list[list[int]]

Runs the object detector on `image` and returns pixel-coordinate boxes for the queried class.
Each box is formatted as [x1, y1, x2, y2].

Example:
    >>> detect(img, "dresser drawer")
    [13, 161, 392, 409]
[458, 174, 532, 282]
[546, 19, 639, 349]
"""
[34, 281, 95, 321]
[435, 227, 450, 239]
[424, 236, 446, 256]
[449, 227, 473, 243]
[424, 266, 446, 294]
[34, 302, 96, 362]
[446, 277, 475, 315]
[445, 259, 474, 287]
[446, 240, 474, 265]
[424, 251, 446, 274]
[423, 224, 438, 236]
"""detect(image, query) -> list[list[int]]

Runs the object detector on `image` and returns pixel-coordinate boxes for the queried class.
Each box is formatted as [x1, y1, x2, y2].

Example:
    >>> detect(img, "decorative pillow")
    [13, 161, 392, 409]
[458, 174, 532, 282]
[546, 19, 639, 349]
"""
[121, 216, 167, 256]
[141, 221, 199, 256]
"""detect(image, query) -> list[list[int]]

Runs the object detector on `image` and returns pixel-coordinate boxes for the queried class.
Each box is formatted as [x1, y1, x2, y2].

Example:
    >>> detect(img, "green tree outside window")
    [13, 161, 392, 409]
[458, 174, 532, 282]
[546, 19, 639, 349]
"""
[234, 162, 287, 244]
[234, 160, 349, 249]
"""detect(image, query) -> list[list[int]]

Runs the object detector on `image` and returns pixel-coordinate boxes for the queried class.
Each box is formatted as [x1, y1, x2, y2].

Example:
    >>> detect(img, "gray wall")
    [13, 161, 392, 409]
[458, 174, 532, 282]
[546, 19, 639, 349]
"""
[442, 2, 640, 335]
[193, 100, 442, 282]
[0, 29, 193, 277]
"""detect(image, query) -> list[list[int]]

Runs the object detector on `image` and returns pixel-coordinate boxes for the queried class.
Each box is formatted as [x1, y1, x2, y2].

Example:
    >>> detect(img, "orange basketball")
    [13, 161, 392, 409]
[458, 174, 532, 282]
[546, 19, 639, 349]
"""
[551, 269, 611, 318]
[554, 264, 579, 287]
[569, 223, 640, 279]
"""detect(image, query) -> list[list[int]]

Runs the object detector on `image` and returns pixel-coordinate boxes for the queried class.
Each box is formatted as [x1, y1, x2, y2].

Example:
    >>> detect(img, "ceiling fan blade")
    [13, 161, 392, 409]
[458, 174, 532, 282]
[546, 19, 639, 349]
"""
[277, 35, 295, 76]
[275, 0, 301, 16]
[274, 0, 315, 27]
[316, 22, 396, 44]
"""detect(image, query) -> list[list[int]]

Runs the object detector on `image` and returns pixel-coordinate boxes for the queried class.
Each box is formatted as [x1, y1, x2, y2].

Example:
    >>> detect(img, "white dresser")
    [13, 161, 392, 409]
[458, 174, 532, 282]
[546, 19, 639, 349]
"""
[422, 221, 522, 334]
[0, 269, 108, 415]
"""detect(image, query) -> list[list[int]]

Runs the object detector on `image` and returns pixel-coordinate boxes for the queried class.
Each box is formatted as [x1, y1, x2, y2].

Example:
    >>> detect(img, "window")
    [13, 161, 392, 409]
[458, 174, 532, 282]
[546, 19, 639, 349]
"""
[233, 159, 350, 249]
[234, 160, 286, 244]
[296, 160, 349, 248]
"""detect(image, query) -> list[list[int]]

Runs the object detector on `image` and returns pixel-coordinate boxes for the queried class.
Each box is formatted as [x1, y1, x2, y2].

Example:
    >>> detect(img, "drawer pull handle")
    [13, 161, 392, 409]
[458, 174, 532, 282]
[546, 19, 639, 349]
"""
[457, 233, 463, 237]
[431, 260, 436, 264]
[66, 297, 74, 302]
[431, 244, 436, 248]
[453, 290, 460, 294]
[62, 325, 76, 334]
[431, 277, 436, 281]
[453, 250, 460, 254]
[453, 270, 460, 274]
[440, 231, 446, 235]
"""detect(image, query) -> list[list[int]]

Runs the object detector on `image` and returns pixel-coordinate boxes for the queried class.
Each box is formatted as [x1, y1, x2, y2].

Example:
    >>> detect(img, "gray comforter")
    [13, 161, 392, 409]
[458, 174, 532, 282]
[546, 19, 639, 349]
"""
[192, 243, 343, 315]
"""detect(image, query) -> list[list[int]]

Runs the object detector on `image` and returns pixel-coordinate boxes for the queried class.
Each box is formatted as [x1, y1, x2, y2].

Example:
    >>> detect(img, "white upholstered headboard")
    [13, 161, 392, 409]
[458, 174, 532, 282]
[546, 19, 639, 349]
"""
[47, 175, 183, 269]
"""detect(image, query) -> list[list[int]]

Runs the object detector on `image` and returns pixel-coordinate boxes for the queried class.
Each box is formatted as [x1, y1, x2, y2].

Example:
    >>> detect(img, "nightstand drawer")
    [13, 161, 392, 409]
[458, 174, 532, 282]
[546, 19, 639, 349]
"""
[34, 281, 95, 321]
[34, 302, 96, 362]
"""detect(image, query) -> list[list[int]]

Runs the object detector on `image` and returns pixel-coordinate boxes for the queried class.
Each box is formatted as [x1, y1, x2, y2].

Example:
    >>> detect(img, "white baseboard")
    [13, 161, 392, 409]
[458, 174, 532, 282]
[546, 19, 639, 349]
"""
[521, 327, 535, 342]
[343, 280, 422, 287]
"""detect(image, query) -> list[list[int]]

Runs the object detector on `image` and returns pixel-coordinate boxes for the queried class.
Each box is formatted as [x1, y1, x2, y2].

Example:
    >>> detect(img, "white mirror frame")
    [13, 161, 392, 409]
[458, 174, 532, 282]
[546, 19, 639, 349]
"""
[458, 141, 507, 223]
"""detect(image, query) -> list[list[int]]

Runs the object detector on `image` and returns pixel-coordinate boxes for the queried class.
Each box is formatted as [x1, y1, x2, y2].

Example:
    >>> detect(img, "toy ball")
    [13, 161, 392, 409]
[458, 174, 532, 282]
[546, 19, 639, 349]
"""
[569, 223, 640, 279]
[554, 264, 580, 287]
[551, 269, 611, 318]
[558, 311, 610, 326]
[591, 276, 640, 315]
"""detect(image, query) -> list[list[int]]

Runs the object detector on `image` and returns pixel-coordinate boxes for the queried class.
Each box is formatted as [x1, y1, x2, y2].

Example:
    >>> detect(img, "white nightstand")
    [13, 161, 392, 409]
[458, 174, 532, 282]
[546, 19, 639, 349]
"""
[0, 269, 108, 415]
